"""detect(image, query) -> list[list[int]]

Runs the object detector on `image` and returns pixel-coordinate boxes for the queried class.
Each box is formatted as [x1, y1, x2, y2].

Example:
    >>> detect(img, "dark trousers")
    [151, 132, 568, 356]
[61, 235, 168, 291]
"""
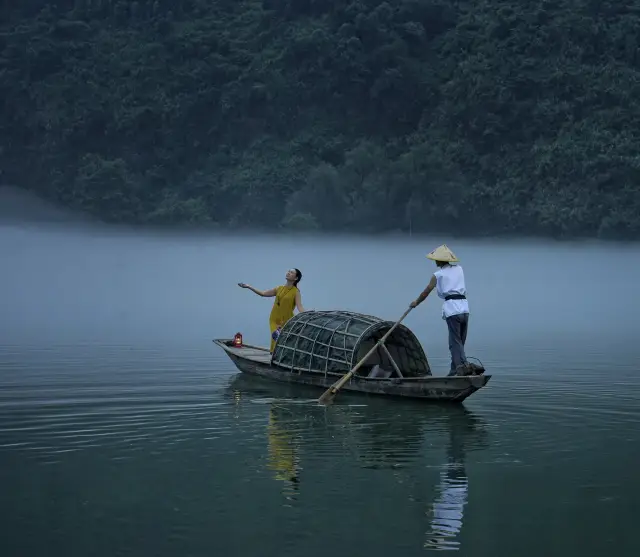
[446, 313, 469, 375]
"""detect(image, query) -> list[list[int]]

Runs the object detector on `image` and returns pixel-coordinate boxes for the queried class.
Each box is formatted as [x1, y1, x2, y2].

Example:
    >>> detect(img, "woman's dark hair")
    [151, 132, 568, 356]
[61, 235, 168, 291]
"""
[293, 268, 302, 286]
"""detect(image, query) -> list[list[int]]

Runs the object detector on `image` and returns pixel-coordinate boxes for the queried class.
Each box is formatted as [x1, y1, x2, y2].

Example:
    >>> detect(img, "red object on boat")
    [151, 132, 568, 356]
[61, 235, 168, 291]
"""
[233, 332, 243, 347]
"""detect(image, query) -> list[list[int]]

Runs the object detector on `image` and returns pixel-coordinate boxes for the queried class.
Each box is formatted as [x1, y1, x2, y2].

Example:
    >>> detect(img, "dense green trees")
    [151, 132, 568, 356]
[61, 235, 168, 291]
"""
[1, 0, 639, 238]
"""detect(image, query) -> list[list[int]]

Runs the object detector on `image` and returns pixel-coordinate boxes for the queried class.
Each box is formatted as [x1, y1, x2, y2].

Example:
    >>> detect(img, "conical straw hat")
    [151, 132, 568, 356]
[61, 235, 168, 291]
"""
[426, 244, 459, 263]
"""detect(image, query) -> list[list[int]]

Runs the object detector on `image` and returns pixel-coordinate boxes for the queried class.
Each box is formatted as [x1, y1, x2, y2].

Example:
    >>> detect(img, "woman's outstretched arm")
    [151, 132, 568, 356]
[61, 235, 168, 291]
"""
[295, 290, 305, 312]
[238, 283, 277, 297]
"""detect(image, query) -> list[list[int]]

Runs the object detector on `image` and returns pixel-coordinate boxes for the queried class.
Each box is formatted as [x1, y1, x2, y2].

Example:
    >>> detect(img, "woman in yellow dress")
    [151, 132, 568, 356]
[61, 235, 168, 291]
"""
[238, 268, 305, 352]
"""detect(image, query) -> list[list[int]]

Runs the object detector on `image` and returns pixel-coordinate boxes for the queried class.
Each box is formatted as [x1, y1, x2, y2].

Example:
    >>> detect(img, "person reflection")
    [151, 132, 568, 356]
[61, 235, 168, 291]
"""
[423, 451, 468, 550]
[423, 411, 483, 551]
[266, 405, 300, 501]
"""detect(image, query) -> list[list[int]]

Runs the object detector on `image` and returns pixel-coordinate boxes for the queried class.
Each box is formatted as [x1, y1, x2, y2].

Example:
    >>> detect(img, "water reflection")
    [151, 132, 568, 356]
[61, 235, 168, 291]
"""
[422, 407, 488, 551]
[226, 374, 490, 552]
[266, 405, 301, 502]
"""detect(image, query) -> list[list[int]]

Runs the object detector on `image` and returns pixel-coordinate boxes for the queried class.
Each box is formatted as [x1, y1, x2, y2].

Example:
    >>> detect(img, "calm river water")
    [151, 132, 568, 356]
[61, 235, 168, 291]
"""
[1, 222, 639, 557]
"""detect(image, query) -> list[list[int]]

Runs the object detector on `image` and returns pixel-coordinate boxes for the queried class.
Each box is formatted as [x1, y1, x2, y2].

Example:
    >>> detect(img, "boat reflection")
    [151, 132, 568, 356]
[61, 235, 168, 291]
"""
[226, 373, 490, 552]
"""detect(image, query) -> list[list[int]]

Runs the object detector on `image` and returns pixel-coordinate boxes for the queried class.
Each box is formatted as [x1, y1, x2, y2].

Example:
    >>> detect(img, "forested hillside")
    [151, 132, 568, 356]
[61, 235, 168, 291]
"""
[1, 0, 640, 238]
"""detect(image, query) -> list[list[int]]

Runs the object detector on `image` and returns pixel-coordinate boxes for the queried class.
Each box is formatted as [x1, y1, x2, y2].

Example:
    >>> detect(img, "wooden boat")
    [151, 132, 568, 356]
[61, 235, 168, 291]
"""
[213, 310, 491, 403]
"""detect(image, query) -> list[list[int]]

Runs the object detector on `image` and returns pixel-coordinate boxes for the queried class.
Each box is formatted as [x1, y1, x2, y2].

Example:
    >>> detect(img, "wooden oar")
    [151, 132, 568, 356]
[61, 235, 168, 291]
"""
[317, 307, 413, 405]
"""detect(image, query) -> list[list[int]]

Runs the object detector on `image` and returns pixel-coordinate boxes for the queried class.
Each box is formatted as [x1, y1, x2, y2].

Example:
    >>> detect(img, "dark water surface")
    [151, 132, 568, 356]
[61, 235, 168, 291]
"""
[1, 223, 639, 557]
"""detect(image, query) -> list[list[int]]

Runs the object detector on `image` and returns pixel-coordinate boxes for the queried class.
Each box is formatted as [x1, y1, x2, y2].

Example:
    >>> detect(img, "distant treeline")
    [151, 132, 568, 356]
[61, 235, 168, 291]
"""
[1, 0, 639, 238]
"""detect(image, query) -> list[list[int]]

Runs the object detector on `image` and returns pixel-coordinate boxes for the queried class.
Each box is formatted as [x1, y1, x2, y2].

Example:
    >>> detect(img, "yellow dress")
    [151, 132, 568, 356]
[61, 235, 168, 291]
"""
[269, 285, 298, 352]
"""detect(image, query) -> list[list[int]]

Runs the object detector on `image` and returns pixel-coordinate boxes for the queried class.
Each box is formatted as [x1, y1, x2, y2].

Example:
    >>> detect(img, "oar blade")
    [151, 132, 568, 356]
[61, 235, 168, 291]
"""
[318, 372, 350, 404]
[317, 388, 336, 405]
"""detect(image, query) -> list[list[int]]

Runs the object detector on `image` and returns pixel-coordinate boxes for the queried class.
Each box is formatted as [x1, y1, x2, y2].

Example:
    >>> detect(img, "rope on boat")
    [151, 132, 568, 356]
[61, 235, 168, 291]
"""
[466, 356, 485, 369]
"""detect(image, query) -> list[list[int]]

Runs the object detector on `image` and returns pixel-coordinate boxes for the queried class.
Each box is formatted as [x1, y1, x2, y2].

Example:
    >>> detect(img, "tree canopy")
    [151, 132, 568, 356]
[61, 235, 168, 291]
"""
[1, 0, 639, 239]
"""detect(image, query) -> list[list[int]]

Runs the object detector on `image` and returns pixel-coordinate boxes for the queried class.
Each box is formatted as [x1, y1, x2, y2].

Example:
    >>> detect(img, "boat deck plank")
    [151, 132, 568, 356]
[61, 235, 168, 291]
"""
[227, 345, 272, 364]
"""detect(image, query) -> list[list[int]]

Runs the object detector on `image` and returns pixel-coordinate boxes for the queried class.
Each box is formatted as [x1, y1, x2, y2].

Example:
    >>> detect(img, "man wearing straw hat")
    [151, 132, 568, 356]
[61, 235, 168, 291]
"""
[410, 244, 471, 376]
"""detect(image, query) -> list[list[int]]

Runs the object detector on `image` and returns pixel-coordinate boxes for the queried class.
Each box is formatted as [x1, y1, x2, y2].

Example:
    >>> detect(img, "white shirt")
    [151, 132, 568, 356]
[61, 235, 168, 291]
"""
[434, 264, 469, 319]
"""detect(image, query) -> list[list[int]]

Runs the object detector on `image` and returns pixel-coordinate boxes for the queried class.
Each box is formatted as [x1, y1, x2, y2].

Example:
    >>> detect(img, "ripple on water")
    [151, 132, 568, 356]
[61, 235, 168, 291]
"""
[1, 341, 639, 471]
[0, 344, 244, 460]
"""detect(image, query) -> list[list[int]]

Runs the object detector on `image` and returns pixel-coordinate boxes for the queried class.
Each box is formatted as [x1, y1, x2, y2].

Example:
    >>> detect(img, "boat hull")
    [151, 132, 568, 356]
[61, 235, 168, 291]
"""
[214, 340, 491, 403]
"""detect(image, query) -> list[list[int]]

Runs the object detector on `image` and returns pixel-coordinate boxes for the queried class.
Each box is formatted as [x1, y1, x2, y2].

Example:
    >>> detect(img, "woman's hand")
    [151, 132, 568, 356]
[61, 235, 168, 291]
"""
[238, 284, 276, 297]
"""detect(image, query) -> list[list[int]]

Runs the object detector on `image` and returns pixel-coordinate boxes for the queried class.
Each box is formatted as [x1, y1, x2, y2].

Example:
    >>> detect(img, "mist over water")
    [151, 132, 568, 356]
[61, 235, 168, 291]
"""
[3, 218, 638, 356]
[1, 206, 640, 557]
